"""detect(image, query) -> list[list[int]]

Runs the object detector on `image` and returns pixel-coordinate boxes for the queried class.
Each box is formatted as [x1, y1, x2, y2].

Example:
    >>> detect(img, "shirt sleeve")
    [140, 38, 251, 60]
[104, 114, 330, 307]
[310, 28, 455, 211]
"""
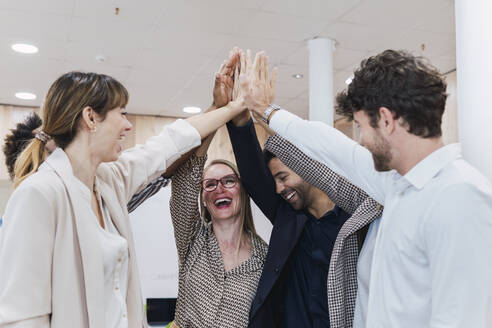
[227, 119, 282, 224]
[169, 154, 206, 265]
[269, 109, 390, 205]
[0, 184, 54, 327]
[264, 134, 383, 215]
[126, 177, 171, 213]
[103, 119, 201, 204]
[424, 183, 492, 328]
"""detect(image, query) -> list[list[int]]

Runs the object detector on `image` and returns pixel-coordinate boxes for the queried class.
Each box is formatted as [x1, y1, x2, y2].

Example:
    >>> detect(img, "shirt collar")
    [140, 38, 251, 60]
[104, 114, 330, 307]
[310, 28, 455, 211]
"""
[43, 147, 94, 200]
[404, 143, 461, 190]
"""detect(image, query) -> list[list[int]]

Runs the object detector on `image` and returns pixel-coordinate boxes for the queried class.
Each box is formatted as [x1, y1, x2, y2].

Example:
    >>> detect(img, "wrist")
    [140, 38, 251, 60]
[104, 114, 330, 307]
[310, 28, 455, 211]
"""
[227, 99, 246, 114]
[262, 104, 281, 124]
[207, 104, 218, 112]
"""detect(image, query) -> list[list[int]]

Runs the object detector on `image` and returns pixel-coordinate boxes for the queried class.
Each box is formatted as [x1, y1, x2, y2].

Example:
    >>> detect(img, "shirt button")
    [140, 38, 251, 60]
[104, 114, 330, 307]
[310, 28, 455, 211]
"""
[122, 313, 126, 318]
[115, 286, 119, 291]
[117, 258, 122, 262]
[274, 267, 279, 273]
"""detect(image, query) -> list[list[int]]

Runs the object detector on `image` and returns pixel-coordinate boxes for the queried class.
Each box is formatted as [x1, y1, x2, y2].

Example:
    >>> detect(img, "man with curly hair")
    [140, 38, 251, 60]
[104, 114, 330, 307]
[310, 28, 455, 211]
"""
[246, 50, 492, 328]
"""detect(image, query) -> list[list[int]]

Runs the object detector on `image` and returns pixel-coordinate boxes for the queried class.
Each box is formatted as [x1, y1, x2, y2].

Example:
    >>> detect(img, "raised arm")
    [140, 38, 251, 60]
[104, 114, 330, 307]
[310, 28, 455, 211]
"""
[264, 134, 381, 215]
[169, 154, 207, 265]
[227, 117, 282, 223]
[267, 110, 387, 204]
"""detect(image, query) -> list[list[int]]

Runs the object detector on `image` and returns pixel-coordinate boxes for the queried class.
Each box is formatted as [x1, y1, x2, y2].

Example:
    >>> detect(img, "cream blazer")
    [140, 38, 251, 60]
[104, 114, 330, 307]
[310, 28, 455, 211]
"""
[0, 119, 201, 328]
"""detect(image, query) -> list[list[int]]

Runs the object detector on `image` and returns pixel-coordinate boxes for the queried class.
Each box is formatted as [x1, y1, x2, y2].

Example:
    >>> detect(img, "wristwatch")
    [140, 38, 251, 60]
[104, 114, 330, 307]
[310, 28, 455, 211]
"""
[262, 104, 281, 124]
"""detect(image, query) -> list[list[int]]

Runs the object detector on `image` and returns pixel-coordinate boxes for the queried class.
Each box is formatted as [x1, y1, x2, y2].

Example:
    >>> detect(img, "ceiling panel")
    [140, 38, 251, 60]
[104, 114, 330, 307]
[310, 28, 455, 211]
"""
[68, 16, 154, 46]
[235, 11, 327, 42]
[334, 47, 369, 71]
[320, 22, 405, 52]
[341, 0, 450, 29]
[146, 28, 232, 57]
[413, 2, 455, 35]
[0, 0, 75, 16]
[64, 40, 140, 69]
[157, 2, 257, 36]
[383, 29, 456, 58]
[262, 0, 361, 22]
[220, 36, 302, 67]
[274, 63, 308, 86]
[0, 0, 457, 118]
[0, 9, 71, 42]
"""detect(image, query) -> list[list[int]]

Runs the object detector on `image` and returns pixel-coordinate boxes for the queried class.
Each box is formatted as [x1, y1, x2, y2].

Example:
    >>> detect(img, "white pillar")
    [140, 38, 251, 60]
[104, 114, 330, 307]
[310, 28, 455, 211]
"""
[455, 0, 492, 180]
[308, 38, 335, 126]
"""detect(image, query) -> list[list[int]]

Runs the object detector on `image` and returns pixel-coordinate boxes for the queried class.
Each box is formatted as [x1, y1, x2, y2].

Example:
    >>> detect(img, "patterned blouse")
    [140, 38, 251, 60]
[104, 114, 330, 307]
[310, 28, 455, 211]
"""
[170, 155, 268, 328]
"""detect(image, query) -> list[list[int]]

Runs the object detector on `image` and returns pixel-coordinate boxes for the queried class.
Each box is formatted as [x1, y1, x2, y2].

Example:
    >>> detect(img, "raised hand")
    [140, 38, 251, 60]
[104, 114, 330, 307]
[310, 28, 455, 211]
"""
[212, 48, 240, 109]
[231, 49, 253, 126]
[238, 51, 278, 120]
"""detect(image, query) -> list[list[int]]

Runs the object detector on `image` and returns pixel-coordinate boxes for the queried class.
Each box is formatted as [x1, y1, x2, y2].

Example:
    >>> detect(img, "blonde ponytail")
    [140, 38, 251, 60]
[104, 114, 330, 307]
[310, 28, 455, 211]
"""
[13, 138, 47, 188]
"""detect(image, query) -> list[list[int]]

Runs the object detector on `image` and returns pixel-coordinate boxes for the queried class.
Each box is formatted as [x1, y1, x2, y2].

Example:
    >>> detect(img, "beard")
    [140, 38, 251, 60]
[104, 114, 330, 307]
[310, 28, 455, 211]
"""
[367, 131, 392, 172]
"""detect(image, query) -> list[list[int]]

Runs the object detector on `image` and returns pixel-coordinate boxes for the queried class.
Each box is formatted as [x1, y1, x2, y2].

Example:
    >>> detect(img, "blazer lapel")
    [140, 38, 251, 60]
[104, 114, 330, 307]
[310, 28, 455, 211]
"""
[44, 149, 105, 327]
[250, 209, 308, 320]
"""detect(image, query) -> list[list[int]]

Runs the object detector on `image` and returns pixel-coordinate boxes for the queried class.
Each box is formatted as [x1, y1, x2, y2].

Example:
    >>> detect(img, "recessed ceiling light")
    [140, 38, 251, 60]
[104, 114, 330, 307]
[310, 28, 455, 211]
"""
[11, 43, 38, 54]
[182, 106, 202, 114]
[345, 75, 354, 85]
[292, 74, 304, 79]
[15, 92, 37, 100]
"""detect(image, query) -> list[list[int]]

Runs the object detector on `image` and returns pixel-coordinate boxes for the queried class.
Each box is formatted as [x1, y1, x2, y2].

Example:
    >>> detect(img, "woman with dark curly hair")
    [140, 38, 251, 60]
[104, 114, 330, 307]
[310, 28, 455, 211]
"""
[2, 112, 55, 180]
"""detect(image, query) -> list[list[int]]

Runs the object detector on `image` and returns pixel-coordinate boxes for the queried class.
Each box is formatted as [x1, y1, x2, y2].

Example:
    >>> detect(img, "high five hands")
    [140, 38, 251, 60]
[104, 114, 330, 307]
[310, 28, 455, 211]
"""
[212, 48, 278, 122]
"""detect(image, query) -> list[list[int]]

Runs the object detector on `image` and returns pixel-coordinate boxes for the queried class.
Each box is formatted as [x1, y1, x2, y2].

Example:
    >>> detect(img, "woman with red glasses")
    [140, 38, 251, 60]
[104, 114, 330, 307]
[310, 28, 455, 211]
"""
[169, 137, 267, 328]
[168, 53, 268, 326]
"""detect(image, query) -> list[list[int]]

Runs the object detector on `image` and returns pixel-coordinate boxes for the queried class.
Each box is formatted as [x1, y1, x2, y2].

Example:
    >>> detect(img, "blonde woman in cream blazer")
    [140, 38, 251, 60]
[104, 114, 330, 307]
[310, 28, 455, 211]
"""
[0, 51, 245, 327]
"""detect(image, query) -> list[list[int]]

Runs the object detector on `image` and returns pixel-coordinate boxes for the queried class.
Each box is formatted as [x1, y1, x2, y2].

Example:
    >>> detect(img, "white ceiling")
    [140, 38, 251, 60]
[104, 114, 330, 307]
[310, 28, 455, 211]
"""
[0, 0, 456, 119]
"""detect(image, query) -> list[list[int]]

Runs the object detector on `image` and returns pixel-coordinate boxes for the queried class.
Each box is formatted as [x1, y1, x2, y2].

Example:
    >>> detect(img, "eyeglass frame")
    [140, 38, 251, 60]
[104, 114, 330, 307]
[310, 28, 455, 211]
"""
[201, 174, 239, 192]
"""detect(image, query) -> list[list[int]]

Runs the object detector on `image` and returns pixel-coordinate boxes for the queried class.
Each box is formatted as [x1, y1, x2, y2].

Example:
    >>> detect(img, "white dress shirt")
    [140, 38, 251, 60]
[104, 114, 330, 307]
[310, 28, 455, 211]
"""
[353, 218, 380, 328]
[270, 109, 492, 328]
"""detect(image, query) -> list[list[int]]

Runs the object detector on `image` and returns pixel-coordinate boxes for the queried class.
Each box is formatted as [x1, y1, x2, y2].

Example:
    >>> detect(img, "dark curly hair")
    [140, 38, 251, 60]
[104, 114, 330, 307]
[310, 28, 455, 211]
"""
[336, 49, 447, 138]
[3, 112, 42, 180]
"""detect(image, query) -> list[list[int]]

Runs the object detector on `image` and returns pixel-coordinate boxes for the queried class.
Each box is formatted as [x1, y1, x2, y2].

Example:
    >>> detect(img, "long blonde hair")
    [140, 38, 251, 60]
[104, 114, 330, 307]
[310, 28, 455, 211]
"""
[13, 71, 128, 188]
[200, 159, 261, 247]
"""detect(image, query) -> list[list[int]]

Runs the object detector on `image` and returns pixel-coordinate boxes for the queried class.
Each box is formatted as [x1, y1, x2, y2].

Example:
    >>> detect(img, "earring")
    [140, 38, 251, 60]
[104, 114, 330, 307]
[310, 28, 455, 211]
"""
[91, 125, 97, 133]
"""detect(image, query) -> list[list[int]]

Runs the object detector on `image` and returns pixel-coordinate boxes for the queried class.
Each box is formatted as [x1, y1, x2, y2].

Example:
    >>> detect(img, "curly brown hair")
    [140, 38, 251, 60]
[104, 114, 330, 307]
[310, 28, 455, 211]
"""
[3, 112, 42, 181]
[336, 49, 448, 138]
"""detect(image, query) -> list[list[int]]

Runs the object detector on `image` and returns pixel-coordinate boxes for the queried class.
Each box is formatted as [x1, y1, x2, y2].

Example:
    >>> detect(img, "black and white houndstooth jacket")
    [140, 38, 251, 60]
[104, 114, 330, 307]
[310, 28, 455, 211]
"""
[265, 135, 383, 328]
[170, 155, 268, 328]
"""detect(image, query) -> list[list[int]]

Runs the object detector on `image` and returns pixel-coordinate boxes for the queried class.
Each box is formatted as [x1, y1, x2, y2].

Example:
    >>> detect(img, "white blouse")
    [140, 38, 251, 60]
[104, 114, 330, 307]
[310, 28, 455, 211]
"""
[73, 178, 130, 328]
[98, 190, 130, 328]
